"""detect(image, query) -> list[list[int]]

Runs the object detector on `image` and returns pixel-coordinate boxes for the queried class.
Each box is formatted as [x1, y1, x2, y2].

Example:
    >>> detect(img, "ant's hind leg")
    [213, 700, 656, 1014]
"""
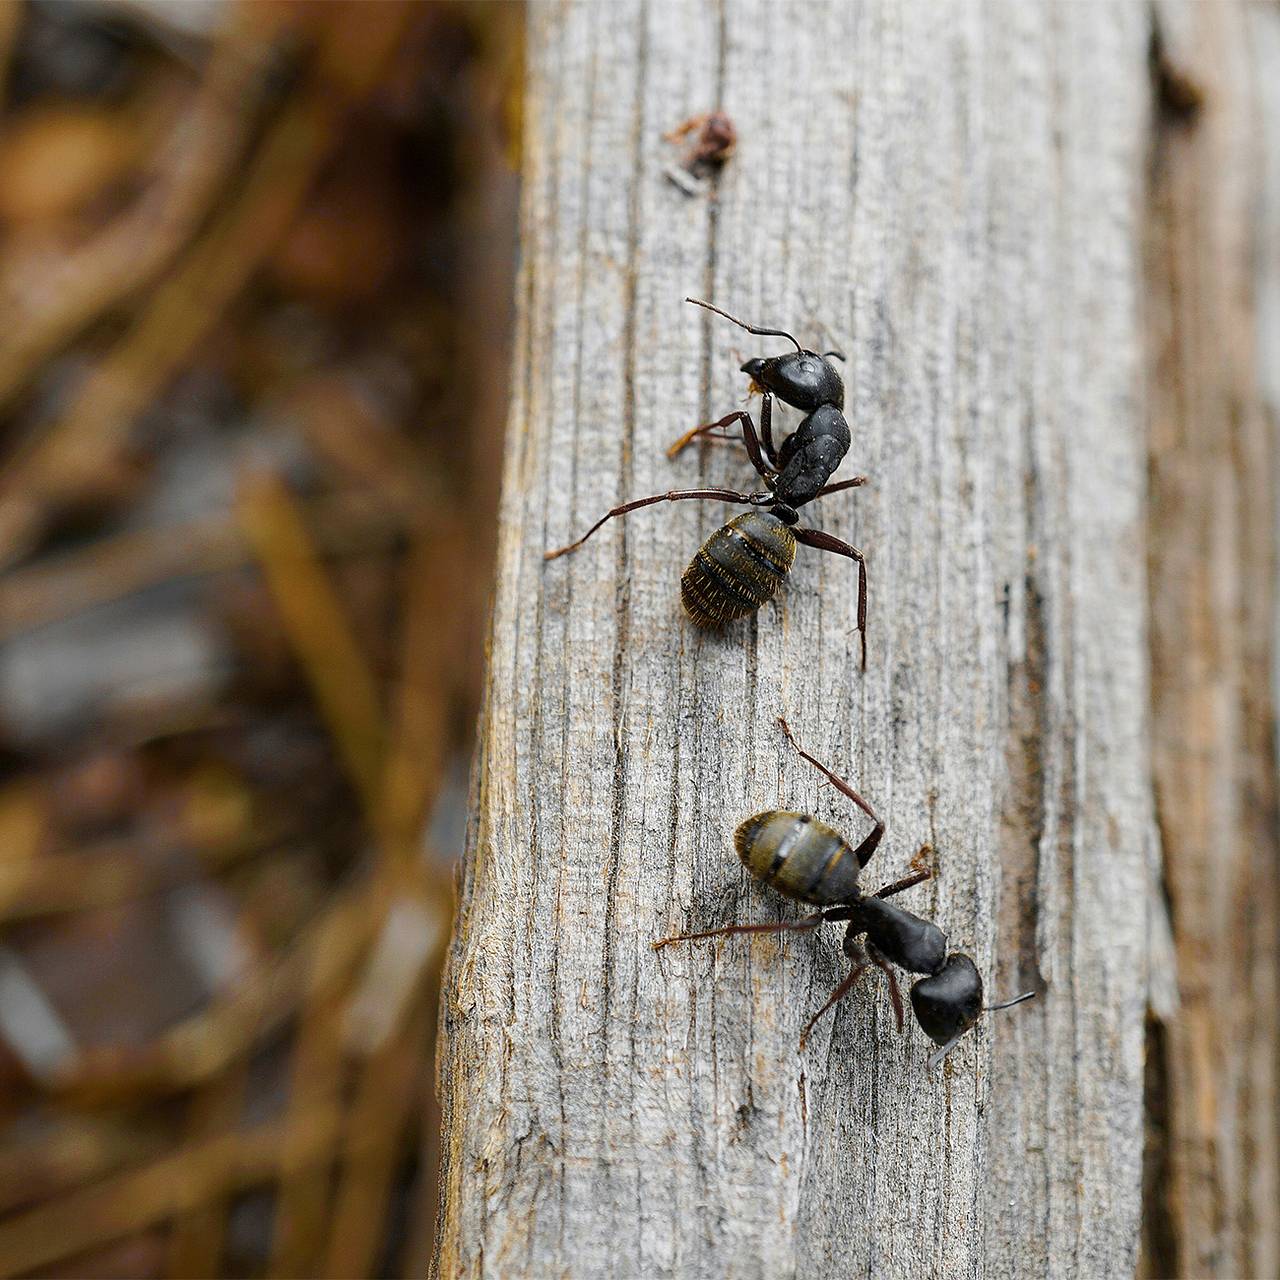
[793, 525, 868, 671]
[544, 486, 764, 561]
[776, 718, 885, 869]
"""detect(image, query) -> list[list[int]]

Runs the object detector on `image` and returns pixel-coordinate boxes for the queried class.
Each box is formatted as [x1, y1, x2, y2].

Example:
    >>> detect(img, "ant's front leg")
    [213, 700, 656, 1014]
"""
[666, 411, 754, 461]
[666, 393, 777, 477]
[873, 843, 935, 901]
[814, 475, 869, 499]
[756, 391, 778, 466]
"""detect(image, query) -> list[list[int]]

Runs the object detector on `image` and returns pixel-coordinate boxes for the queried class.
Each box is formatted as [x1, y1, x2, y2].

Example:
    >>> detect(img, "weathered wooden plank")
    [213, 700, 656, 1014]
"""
[436, 3, 1155, 1275]
[1142, 4, 1280, 1276]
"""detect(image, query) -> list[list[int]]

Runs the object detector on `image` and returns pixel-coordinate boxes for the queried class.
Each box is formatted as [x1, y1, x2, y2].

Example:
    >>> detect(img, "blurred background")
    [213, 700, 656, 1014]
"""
[0, 1, 518, 1275]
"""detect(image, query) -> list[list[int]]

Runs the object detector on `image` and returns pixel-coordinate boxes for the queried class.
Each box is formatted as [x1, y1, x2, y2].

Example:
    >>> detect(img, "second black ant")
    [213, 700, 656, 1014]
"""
[654, 718, 1037, 1068]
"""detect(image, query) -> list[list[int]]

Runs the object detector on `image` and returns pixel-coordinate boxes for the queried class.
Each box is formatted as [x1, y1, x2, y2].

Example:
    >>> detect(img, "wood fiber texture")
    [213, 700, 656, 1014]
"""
[437, 3, 1160, 1276]
[1141, 3, 1280, 1275]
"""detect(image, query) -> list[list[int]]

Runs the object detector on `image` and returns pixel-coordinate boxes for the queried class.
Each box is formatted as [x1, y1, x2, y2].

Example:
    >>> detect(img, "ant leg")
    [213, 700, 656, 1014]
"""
[813, 475, 869, 499]
[776, 717, 885, 868]
[665, 400, 777, 480]
[652, 907, 849, 950]
[867, 944, 905, 1033]
[757, 392, 779, 466]
[926, 1031, 967, 1071]
[665, 414, 748, 458]
[873, 869, 931, 900]
[669, 431, 741, 445]
[544, 487, 766, 561]
[873, 843, 935, 900]
[799, 952, 871, 1049]
[793, 525, 868, 671]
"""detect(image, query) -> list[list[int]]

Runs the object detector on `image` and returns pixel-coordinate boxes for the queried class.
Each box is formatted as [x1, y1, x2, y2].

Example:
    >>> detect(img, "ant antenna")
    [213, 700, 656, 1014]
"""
[686, 297, 804, 354]
[824, 349, 846, 362]
[927, 990, 1038, 1071]
[985, 990, 1038, 1013]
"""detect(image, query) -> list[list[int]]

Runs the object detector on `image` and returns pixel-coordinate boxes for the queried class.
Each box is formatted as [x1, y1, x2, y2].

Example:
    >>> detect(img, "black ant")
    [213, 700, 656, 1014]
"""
[654, 718, 1037, 1069]
[545, 298, 871, 668]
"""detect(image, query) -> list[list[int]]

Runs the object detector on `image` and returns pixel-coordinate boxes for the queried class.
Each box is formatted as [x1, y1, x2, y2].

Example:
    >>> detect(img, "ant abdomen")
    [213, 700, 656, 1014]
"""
[734, 809, 860, 906]
[681, 510, 795, 628]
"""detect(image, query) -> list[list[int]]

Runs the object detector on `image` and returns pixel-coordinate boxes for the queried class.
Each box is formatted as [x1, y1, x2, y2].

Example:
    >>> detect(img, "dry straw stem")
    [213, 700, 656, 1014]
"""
[0, 822, 297, 923]
[0, 1118, 166, 1218]
[265, 917, 355, 1278]
[163, 1061, 250, 1279]
[324, 997, 433, 1278]
[0, 0, 18, 105]
[237, 469, 388, 821]
[236, 471, 457, 1273]
[0, 487, 412, 640]
[46, 880, 377, 1102]
[0, 1101, 346, 1278]
[0, 0, 414, 570]
[0, 3, 289, 409]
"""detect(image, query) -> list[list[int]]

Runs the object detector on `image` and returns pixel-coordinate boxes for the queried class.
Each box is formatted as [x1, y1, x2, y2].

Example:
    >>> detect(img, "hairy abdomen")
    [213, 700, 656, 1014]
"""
[734, 810, 860, 906]
[681, 510, 795, 628]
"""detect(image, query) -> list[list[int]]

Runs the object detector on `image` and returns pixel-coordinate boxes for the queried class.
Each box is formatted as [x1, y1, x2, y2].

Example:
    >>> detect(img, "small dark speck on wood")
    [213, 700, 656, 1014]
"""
[662, 109, 737, 196]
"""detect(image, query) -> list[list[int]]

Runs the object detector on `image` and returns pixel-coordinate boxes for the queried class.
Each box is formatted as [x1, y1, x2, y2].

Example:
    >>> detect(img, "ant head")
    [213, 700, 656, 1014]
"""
[685, 297, 845, 411]
[912, 954, 1038, 1069]
[740, 350, 844, 412]
[909, 953, 983, 1047]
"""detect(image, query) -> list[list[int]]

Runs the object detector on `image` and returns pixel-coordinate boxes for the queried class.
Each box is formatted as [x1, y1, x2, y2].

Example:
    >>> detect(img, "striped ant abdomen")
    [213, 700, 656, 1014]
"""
[734, 809, 860, 906]
[681, 510, 795, 628]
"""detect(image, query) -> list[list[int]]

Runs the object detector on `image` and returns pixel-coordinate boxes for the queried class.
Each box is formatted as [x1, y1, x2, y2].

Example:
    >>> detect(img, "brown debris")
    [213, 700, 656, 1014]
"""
[663, 109, 737, 194]
[0, 0, 519, 1275]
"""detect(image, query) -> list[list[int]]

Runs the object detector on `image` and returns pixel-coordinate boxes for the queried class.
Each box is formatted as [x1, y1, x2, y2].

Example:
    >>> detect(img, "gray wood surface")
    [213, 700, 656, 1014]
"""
[436, 3, 1158, 1275]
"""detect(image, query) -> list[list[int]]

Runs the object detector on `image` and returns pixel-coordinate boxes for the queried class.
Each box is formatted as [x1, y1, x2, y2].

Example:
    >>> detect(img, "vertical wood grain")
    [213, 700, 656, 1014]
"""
[1143, 3, 1280, 1276]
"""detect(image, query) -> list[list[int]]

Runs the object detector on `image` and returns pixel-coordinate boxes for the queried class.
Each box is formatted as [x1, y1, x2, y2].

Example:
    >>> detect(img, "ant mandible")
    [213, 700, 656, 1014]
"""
[545, 298, 871, 669]
[654, 718, 1037, 1068]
